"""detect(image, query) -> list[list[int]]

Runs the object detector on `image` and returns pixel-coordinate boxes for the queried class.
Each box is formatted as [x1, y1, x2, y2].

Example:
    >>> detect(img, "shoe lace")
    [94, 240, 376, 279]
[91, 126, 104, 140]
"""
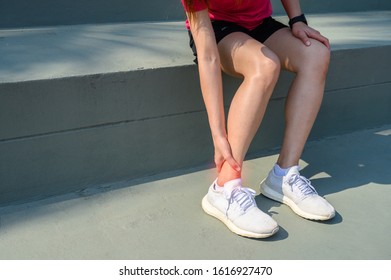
[287, 174, 318, 196]
[226, 186, 256, 215]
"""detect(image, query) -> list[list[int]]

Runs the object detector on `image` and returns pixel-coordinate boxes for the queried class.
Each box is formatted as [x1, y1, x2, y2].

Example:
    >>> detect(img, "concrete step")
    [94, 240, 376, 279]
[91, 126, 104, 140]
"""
[2, 0, 390, 28]
[2, 11, 391, 83]
[0, 11, 391, 206]
[0, 125, 390, 259]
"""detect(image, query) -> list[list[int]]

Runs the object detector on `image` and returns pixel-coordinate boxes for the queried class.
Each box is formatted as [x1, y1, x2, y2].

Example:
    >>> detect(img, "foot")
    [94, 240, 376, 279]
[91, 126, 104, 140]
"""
[260, 166, 335, 220]
[202, 179, 279, 238]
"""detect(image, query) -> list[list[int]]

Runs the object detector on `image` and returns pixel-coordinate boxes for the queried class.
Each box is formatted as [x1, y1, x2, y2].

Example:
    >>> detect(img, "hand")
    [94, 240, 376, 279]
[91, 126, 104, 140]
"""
[291, 22, 330, 49]
[213, 136, 241, 173]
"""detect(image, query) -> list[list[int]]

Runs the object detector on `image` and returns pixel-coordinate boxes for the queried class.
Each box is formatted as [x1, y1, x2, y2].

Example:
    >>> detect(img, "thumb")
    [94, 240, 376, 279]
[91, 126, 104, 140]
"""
[216, 160, 223, 173]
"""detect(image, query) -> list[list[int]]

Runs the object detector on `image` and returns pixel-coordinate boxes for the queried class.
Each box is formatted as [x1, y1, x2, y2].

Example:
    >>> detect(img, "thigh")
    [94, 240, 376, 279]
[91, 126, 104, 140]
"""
[217, 31, 279, 78]
[263, 27, 329, 72]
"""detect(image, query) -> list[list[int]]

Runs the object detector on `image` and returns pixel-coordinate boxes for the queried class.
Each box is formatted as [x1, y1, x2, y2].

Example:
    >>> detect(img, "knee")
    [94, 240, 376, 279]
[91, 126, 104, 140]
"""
[299, 42, 330, 77]
[246, 52, 281, 85]
[315, 44, 330, 74]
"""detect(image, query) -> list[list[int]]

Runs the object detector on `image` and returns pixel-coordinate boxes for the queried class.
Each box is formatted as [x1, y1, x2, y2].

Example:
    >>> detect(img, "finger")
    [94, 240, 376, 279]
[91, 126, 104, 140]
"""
[308, 32, 330, 49]
[215, 156, 223, 173]
[216, 161, 223, 173]
[225, 155, 241, 172]
[295, 30, 311, 46]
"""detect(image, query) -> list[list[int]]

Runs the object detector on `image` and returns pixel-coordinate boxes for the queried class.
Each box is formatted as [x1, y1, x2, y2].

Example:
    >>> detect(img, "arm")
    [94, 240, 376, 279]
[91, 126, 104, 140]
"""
[186, 9, 241, 172]
[280, 0, 330, 49]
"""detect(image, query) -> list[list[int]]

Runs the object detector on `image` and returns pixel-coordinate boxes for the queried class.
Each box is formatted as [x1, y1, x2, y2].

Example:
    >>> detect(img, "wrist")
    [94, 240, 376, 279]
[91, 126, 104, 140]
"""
[289, 14, 307, 29]
[212, 132, 227, 142]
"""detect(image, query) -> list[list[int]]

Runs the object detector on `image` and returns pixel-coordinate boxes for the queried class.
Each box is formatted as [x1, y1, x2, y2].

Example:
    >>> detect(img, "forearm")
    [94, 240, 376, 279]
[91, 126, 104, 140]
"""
[198, 58, 227, 140]
[188, 10, 227, 140]
[280, 0, 302, 19]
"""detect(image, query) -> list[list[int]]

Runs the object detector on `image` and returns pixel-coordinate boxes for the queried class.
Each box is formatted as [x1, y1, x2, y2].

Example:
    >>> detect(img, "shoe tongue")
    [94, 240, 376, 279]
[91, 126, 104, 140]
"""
[285, 166, 300, 177]
[223, 178, 242, 193]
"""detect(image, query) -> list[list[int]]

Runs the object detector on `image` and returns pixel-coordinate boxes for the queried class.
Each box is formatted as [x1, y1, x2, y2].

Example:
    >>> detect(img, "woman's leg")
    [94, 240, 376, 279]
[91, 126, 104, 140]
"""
[263, 28, 330, 168]
[258, 28, 335, 221]
[216, 32, 281, 185]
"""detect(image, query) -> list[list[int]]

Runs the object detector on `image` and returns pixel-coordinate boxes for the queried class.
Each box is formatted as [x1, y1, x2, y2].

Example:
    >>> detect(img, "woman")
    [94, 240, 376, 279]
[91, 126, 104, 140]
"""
[181, 0, 335, 238]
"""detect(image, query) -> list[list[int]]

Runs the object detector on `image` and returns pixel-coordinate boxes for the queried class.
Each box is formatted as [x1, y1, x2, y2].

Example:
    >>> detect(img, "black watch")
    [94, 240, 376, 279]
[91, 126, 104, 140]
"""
[289, 14, 308, 29]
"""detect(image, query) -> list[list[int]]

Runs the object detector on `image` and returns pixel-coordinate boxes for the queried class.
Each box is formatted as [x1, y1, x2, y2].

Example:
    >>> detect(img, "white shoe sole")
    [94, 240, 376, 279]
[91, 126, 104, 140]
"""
[260, 180, 335, 221]
[201, 195, 279, 239]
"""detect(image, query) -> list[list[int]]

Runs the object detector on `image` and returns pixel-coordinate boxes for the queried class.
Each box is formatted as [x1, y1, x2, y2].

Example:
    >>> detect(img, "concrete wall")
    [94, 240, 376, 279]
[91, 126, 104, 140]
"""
[0, 0, 185, 28]
[1, 0, 391, 28]
[271, 0, 391, 15]
[1, 45, 390, 205]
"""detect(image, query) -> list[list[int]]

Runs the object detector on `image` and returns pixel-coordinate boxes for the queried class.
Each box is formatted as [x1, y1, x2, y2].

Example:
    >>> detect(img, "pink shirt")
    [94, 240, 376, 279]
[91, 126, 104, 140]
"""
[181, 0, 273, 30]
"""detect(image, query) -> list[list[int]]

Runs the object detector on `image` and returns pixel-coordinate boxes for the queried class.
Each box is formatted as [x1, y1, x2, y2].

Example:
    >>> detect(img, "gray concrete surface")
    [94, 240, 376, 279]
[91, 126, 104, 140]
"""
[1, 11, 391, 83]
[1, 0, 390, 28]
[0, 0, 186, 28]
[0, 125, 390, 260]
[1, 11, 390, 206]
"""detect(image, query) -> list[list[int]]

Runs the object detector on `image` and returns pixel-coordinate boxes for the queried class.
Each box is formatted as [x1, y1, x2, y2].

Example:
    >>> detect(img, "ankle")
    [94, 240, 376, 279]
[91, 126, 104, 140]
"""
[273, 163, 289, 176]
[217, 174, 241, 186]
[217, 162, 242, 186]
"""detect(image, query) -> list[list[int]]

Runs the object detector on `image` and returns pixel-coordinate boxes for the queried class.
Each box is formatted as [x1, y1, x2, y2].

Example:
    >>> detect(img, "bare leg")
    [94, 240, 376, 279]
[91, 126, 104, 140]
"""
[216, 32, 280, 185]
[264, 28, 330, 168]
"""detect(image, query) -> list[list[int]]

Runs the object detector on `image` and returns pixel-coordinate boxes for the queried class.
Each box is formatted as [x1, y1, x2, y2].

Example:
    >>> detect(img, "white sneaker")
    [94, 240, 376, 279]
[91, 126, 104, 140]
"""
[260, 166, 335, 220]
[202, 178, 279, 238]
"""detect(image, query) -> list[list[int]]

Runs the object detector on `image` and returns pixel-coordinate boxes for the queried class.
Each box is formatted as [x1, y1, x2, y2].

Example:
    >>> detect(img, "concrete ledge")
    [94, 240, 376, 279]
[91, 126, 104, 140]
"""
[1, 11, 391, 205]
[2, 11, 391, 83]
[1, 0, 391, 28]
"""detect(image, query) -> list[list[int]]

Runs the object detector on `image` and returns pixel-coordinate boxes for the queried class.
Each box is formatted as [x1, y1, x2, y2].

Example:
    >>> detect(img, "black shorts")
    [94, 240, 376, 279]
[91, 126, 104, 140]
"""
[189, 17, 287, 64]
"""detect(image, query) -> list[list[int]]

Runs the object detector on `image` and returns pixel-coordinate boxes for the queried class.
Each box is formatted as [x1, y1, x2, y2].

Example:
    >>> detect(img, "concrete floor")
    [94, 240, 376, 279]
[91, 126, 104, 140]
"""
[0, 124, 390, 260]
